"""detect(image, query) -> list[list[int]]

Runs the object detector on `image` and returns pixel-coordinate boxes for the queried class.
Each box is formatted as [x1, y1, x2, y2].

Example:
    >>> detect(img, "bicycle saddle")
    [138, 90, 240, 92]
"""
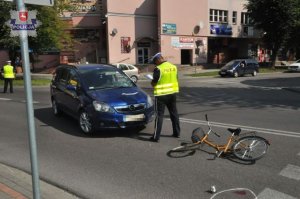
[228, 128, 241, 136]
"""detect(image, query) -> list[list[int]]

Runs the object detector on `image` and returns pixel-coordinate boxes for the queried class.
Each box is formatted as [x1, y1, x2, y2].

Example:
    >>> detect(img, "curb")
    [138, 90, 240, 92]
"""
[0, 163, 80, 199]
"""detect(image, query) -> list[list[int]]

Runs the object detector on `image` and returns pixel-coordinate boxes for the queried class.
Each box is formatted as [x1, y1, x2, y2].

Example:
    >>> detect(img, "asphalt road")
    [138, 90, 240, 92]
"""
[0, 72, 300, 199]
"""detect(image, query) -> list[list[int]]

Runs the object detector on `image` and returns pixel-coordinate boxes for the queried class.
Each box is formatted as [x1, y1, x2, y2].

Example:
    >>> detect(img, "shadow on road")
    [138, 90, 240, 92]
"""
[166, 141, 256, 165]
[34, 107, 146, 138]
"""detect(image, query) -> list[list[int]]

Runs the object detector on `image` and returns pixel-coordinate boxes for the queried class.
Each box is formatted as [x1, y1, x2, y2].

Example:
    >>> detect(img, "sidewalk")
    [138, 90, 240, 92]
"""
[0, 163, 80, 199]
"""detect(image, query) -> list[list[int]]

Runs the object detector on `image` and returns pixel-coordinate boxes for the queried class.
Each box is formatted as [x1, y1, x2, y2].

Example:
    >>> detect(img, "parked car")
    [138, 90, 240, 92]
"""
[50, 64, 154, 135]
[112, 63, 140, 83]
[288, 60, 300, 72]
[219, 59, 259, 77]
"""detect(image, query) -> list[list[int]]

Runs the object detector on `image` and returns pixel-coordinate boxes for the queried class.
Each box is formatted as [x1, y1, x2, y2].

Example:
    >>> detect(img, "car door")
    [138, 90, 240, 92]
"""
[245, 62, 254, 74]
[63, 68, 81, 118]
[52, 67, 70, 111]
[239, 61, 247, 75]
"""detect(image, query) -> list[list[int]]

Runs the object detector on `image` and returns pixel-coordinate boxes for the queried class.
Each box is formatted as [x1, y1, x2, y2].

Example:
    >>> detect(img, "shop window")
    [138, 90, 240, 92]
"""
[232, 11, 237, 24]
[210, 9, 228, 23]
[241, 12, 251, 25]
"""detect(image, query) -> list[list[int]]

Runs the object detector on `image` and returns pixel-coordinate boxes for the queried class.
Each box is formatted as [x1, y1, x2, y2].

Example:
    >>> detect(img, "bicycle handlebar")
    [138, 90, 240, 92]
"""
[206, 114, 220, 137]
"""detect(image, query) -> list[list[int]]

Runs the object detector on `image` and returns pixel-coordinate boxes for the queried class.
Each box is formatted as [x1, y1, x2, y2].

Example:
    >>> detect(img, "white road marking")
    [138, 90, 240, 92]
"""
[20, 100, 39, 104]
[298, 152, 300, 156]
[279, 164, 300, 181]
[0, 98, 12, 101]
[0, 98, 39, 104]
[257, 188, 297, 199]
[175, 118, 300, 138]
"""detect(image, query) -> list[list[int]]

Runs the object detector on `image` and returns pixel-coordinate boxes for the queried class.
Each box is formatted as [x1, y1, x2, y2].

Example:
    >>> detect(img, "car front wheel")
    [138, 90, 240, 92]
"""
[79, 110, 94, 135]
[252, 70, 257, 76]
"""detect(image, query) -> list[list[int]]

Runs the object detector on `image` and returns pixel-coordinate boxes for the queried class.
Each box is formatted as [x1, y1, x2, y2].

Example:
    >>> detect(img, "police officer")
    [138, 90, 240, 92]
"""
[149, 53, 181, 142]
[2, 60, 15, 93]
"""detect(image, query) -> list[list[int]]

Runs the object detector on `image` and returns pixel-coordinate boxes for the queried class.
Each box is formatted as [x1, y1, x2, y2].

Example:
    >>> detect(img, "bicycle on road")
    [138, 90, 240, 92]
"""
[171, 114, 270, 161]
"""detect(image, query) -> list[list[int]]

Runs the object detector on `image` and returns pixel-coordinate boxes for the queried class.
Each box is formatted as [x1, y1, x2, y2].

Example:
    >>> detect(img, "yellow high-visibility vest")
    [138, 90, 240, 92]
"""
[3, 64, 15, 78]
[154, 62, 179, 96]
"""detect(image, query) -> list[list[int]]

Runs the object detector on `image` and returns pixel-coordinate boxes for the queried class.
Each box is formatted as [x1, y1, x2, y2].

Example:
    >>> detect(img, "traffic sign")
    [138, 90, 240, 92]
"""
[3, 0, 54, 6]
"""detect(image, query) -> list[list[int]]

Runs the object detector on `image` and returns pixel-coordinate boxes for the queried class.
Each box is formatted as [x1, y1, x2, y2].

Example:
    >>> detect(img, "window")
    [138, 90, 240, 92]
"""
[232, 11, 237, 24]
[241, 12, 251, 25]
[210, 9, 228, 23]
[119, 64, 129, 71]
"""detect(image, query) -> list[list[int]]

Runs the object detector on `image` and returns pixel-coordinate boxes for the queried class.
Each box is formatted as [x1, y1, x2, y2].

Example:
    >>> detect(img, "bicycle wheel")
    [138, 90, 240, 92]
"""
[232, 136, 269, 161]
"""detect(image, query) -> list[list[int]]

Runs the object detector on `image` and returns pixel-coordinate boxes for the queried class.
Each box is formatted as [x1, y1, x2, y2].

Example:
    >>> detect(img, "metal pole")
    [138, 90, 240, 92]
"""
[15, 0, 41, 198]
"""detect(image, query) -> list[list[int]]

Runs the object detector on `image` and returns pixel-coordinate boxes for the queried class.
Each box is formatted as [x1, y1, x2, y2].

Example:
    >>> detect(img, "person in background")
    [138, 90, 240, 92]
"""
[2, 60, 16, 93]
[15, 56, 21, 68]
[149, 52, 181, 142]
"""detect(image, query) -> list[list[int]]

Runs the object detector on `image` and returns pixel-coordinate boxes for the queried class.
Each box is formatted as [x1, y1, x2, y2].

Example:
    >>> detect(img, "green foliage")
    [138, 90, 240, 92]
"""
[0, 0, 73, 54]
[0, 1, 19, 51]
[246, 0, 299, 63]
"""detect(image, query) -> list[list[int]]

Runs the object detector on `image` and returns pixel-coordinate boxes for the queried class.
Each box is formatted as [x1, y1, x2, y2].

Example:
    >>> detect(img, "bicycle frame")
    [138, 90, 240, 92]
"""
[200, 133, 238, 153]
[198, 115, 240, 154]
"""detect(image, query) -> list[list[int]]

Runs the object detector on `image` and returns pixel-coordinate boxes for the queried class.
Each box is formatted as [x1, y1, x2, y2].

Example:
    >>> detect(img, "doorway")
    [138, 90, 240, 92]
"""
[137, 47, 149, 64]
[181, 49, 192, 65]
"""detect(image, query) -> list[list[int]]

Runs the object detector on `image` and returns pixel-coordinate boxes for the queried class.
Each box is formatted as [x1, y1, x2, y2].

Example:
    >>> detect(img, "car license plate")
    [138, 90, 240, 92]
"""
[124, 114, 145, 122]
[220, 71, 226, 74]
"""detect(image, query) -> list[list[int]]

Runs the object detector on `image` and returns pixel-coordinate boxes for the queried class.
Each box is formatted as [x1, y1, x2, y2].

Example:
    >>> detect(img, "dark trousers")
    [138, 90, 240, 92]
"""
[153, 94, 180, 140]
[3, 78, 13, 93]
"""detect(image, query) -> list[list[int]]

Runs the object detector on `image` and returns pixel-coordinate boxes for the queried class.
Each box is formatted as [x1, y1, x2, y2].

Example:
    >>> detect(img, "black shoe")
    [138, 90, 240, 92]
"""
[172, 134, 180, 138]
[149, 136, 159, 142]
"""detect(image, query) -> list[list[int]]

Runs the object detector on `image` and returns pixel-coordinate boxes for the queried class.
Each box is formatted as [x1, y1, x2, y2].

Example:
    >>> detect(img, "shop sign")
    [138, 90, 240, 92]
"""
[210, 24, 232, 35]
[171, 37, 194, 48]
[162, 23, 176, 34]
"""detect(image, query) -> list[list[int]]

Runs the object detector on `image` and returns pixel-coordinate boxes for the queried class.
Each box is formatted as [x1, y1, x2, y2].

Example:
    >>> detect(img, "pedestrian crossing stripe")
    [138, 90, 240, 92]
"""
[279, 164, 300, 181]
[258, 188, 297, 199]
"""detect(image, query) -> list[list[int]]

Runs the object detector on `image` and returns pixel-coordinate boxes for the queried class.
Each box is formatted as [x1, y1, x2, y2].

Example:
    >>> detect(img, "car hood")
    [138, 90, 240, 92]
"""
[88, 87, 148, 105]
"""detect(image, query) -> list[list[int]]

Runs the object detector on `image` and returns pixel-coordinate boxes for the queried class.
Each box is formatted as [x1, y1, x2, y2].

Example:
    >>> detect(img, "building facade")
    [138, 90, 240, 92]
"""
[0, 0, 265, 70]
[103, 0, 262, 66]
[60, 0, 107, 64]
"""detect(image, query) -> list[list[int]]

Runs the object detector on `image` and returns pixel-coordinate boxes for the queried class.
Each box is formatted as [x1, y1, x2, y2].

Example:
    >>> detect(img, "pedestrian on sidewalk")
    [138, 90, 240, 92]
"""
[2, 60, 16, 93]
[149, 52, 181, 142]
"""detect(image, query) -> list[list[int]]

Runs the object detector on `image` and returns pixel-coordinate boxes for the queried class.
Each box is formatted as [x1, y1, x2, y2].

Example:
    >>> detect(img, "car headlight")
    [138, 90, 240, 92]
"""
[147, 95, 153, 108]
[93, 101, 113, 112]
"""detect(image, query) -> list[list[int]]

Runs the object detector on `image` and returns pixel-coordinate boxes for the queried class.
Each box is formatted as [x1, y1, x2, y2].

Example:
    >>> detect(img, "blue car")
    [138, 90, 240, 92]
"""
[50, 64, 154, 135]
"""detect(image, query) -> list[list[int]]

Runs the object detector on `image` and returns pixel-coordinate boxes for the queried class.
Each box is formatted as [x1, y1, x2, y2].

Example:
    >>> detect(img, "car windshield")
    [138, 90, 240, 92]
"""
[79, 68, 135, 90]
[221, 60, 240, 70]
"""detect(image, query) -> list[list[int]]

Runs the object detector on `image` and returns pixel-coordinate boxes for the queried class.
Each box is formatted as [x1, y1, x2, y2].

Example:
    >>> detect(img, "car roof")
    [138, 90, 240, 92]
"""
[231, 59, 258, 63]
[76, 64, 115, 70]
[57, 64, 116, 71]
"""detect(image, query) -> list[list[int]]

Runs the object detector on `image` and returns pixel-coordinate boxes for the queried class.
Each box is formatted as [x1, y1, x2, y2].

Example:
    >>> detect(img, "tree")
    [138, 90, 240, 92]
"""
[246, 0, 298, 66]
[284, 0, 300, 60]
[0, 0, 72, 63]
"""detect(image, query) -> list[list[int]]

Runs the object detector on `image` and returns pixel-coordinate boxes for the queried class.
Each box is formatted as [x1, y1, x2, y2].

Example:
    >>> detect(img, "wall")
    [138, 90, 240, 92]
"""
[158, 0, 209, 65]
[106, 0, 157, 64]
